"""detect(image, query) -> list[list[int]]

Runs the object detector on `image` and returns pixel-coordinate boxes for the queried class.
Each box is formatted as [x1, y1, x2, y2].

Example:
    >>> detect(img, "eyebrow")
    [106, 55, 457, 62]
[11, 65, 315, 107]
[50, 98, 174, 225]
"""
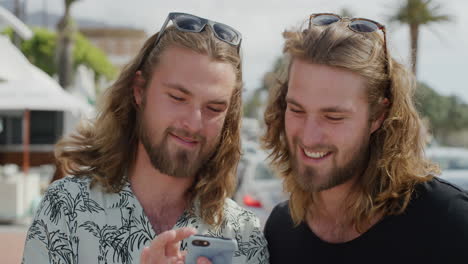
[164, 82, 229, 106]
[321, 106, 353, 113]
[164, 82, 192, 96]
[286, 97, 304, 109]
[286, 97, 353, 113]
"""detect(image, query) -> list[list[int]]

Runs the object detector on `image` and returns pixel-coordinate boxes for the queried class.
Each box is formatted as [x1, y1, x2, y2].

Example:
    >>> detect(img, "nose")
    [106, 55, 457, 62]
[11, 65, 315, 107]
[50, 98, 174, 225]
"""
[181, 106, 203, 134]
[301, 115, 325, 147]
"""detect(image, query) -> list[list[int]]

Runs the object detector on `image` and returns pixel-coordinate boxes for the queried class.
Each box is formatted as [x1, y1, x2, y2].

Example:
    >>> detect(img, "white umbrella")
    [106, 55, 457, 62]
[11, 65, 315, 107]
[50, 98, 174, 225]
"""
[0, 6, 33, 40]
[0, 36, 93, 173]
[0, 66, 93, 114]
[0, 35, 33, 82]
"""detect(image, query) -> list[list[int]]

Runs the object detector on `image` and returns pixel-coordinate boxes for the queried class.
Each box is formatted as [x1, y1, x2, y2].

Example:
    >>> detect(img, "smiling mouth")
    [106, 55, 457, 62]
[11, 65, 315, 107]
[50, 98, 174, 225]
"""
[170, 133, 198, 145]
[302, 148, 331, 160]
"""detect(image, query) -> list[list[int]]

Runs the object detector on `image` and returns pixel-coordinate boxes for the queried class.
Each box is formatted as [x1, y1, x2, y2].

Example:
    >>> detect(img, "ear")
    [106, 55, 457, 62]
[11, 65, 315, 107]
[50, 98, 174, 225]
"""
[370, 98, 390, 134]
[133, 71, 146, 107]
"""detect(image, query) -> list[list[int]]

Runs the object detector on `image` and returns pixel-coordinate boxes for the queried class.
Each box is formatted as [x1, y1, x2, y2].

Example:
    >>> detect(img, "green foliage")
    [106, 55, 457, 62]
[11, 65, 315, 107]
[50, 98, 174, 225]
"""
[22, 28, 58, 76]
[415, 82, 468, 141]
[1, 27, 116, 81]
[389, 0, 451, 74]
[389, 0, 450, 25]
[74, 32, 117, 80]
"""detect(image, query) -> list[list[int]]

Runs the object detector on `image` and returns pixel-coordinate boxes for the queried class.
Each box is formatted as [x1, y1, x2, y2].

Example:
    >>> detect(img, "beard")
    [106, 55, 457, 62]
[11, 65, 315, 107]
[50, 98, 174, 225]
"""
[138, 116, 219, 179]
[289, 131, 371, 193]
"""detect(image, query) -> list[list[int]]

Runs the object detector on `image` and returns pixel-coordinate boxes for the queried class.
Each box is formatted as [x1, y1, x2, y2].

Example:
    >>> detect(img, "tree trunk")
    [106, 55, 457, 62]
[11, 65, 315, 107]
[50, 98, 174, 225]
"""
[13, 0, 22, 47]
[409, 23, 419, 77]
[56, 2, 76, 89]
[56, 29, 74, 88]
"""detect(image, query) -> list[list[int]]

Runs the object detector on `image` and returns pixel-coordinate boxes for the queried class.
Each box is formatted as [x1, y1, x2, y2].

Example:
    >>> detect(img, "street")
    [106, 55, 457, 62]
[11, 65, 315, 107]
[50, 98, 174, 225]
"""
[0, 224, 28, 264]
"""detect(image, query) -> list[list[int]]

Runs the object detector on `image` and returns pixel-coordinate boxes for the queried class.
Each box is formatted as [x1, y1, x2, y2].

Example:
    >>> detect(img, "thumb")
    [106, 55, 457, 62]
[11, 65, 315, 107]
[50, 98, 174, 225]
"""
[140, 247, 150, 264]
[197, 256, 212, 264]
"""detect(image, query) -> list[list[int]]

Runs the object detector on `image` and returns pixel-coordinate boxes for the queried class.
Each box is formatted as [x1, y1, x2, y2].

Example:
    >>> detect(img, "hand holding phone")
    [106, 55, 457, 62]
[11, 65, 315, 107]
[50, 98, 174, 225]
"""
[185, 235, 237, 264]
[140, 227, 197, 264]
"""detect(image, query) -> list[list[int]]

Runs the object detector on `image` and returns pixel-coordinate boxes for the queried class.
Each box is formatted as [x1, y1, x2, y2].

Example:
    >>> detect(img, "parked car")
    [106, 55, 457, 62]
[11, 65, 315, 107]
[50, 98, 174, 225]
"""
[426, 146, 468, 191]
[234, 150, 288, 226]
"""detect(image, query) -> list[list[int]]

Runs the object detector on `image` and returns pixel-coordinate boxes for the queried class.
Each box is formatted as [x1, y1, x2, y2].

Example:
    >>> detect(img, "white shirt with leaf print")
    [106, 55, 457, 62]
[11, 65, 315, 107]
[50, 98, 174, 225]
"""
[22, 176, 269, 264]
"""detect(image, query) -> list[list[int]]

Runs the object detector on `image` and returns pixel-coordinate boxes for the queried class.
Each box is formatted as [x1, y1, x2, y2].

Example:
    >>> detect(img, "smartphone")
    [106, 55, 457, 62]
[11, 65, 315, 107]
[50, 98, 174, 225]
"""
[185, 234, 237, 264]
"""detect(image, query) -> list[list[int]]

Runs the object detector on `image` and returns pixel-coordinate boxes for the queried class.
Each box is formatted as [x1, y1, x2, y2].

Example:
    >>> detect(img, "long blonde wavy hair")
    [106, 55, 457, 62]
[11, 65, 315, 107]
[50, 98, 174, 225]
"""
[55, 26, 243, 226]
[263, 21, 440, 231]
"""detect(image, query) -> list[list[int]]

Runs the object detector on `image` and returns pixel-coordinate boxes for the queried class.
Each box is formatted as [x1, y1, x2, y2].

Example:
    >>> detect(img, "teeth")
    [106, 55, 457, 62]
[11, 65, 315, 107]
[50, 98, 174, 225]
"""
[303, 149, 328, 158]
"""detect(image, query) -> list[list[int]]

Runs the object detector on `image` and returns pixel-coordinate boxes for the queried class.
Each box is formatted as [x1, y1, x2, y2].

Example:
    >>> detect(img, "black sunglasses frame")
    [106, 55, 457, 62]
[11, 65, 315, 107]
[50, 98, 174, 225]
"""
[154, 12, 242, 50]
[309, 13, 390, 79]
[309, 13, 385, 33]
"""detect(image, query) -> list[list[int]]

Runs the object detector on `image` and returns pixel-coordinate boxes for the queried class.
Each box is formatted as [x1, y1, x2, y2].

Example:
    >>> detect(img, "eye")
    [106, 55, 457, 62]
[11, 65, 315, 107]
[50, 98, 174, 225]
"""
[207, 106, 224, 113]
[288, 106, 304, 114]
[169, 94, 184, 101]
[326, 116, 344, 121]
[208, 107, 222, 113]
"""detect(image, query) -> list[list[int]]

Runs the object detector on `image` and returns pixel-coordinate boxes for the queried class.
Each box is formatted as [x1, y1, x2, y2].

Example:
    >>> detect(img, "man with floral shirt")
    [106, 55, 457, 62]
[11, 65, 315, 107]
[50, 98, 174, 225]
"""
[22, 12, 268, 264]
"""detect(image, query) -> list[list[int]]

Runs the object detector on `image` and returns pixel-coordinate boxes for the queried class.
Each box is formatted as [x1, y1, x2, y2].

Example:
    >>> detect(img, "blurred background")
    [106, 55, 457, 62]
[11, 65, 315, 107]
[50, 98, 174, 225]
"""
[1, 0, 467, 263]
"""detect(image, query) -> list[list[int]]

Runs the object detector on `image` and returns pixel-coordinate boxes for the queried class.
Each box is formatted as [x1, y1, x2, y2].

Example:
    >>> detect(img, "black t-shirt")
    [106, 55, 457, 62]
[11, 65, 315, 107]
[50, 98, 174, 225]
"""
[264, 178, 468, 264]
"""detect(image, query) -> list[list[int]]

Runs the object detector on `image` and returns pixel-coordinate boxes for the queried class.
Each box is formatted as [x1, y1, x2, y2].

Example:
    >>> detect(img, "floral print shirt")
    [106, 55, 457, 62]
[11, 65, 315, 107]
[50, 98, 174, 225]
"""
[22, 176, 269, 264]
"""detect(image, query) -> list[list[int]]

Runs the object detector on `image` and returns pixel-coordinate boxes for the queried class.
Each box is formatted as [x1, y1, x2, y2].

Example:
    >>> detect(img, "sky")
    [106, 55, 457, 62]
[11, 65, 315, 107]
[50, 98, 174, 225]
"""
[26, 0, 468, 102]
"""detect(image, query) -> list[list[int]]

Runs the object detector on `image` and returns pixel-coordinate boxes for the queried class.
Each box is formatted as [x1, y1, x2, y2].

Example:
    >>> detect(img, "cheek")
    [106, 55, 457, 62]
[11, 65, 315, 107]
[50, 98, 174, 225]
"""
[203, 116, 226, 139]
[285, 114, 301, 139]
[141, 110, 164, 138]
[335, 122, 370, 154]
[155, 99, 188, 125]
[142, 104, 173, 134]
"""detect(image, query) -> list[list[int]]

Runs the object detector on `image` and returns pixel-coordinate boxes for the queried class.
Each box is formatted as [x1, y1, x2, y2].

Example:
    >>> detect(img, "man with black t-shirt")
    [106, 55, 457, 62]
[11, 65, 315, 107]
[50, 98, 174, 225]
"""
[262, 13, 468, 263]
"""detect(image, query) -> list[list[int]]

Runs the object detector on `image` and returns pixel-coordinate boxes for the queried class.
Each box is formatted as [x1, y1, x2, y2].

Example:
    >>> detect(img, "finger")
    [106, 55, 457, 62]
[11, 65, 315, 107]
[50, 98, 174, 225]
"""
[168, 256, 185, 264]
[175, 260, 184, 264]
[140, 247, 150, 264]
[180, 250, 187, 260]
[166, 228, 197, 258]
[150, 230, 177, 256]
[173, 227, 197, 242]
[166, 240, 181, 259]
[197, 256, 212, 264]
[169, 256, 179, 264]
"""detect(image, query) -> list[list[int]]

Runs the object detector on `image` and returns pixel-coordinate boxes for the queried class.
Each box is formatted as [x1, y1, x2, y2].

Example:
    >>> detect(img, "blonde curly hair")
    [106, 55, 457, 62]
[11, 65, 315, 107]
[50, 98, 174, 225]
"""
[263, 21, 439, 231]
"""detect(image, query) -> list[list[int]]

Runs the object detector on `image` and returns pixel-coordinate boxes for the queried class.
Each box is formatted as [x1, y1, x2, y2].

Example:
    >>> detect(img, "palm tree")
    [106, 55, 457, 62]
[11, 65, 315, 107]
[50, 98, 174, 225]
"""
[56, 0, 79, 88]
[389, 0, 450, 76]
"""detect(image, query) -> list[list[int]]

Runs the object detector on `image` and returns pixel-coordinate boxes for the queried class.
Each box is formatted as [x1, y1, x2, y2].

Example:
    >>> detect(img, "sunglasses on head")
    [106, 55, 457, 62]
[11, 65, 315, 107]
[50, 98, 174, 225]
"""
[309, 13, 389, 74]
[309, 13, 385, 34]
[154, 12, 242, 49]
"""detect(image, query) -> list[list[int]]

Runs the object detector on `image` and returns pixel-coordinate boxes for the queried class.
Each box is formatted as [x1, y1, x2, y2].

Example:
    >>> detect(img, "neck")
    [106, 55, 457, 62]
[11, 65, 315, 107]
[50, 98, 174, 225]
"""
[129, 143, 194, 232]
[314, 178, 357, 221]
[306, 177, 361, 243]
[306, 176, 383, 243]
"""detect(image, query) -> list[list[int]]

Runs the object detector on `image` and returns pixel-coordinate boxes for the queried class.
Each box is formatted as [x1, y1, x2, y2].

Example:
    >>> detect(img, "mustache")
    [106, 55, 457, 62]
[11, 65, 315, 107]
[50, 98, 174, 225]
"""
[292, 136, 337, 152]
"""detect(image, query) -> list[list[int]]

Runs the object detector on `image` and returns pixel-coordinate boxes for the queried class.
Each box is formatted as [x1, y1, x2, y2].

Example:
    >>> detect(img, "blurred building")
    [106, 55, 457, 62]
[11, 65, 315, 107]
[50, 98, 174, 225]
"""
[1, 2, 148, 169]
[80, 27, 147, 69]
